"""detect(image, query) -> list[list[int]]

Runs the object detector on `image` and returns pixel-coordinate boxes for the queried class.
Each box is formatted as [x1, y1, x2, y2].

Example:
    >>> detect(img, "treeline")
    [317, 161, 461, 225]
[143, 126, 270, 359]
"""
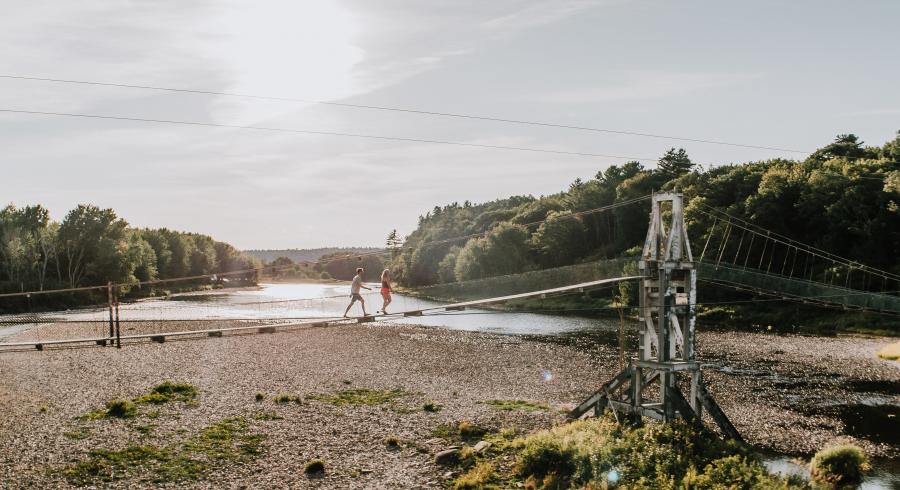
[263, 251, 386, 282]
[390, 133, 900, 291]
[0, 204, 260, 311]
[244, 247, 381, 264]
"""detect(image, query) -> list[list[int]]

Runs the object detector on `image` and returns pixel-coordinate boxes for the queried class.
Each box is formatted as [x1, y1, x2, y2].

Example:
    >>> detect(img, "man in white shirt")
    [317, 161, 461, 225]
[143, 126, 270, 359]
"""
[343, 268, 372, 317]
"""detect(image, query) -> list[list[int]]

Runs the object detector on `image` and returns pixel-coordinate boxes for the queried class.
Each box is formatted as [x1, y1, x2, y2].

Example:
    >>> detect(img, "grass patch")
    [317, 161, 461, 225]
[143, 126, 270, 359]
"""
[59, 417, 264, 486]
[385, 436, 401, 449]
[481, 399, 548, 412]
[274, 394, 302, 404]
[80, 399, 138, 420]
[135, 382, 198, 405]
[809, 444, 870, 486]
[423, 401, 442, 412]
[458, 421, 487, 440]
[878, 341, 900, 360]
[255, 393, 265, 402]
[431, 425, 452, 438]
[253, 411, 284, 421]
[79, 382, 198, 421]
[135, 424, 156, 436]
[63, 428, 91, 440]
[475, 416, 805, 488]
[454, 462, 496, 489]
[308, 388, 405, 406]
[304, 459, 326, 475]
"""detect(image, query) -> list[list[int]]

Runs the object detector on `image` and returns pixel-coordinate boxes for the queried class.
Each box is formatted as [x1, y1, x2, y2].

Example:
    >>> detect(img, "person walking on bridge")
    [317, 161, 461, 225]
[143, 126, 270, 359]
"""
[343, 268, 371, 317]
[378, 269, 393, 314]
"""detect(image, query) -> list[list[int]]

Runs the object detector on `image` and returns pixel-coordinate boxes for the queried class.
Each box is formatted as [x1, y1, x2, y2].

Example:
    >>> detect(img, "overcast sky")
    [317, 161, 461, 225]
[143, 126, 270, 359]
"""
[1, 0, 898, 250]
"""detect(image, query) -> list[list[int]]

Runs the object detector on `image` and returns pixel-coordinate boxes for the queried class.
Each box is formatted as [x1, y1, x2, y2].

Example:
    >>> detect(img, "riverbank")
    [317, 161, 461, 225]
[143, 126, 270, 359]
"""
[0, 322, 897, 488]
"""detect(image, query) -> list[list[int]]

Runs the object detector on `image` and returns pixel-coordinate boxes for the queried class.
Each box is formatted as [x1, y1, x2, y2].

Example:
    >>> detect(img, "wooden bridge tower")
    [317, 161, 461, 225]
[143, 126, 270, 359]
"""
[570, 192, 741, 440]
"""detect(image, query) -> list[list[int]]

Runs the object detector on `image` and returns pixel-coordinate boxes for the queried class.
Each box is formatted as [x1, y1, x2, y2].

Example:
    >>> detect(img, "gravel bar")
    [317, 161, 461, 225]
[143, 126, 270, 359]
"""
[0, 321, 897, 488]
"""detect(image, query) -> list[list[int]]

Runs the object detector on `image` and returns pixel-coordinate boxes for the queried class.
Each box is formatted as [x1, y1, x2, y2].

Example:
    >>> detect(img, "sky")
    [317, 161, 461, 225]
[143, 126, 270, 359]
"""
[0, 0, 898, 250]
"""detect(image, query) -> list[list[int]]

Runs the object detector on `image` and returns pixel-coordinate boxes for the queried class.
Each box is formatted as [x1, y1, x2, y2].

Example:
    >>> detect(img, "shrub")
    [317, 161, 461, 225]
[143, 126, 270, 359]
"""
[454, 462, 495, 489]
[515, 438, 577, 481]
[305, 459, 326, 475]
[810, 444, 869, 485]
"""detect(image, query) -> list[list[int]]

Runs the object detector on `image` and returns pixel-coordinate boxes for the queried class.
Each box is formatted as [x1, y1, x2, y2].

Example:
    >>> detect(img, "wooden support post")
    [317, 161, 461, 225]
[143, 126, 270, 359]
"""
[107, 282, 114, 343]
[257, 326, 276, 334]
[114, 285, 121, 349]
[150, 335, 165, 343]
[207, 331, 223, 337]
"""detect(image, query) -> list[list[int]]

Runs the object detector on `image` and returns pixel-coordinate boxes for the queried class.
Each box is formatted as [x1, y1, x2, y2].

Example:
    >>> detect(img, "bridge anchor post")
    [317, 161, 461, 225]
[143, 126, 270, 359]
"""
[570, 192, 741, 441]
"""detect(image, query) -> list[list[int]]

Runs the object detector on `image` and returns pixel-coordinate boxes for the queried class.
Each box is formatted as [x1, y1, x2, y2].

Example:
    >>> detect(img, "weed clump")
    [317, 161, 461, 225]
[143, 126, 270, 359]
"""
[274, 394, 302, 404]
[423, 401, 442, 412]
[809, 444, 869, 486]
[481, 399, 548, 412]
[105, 399, 137, 419]
[255, 393, 265, 402]
[304, 459, 326, 475]
[135, 382, 198, 405]
[385, 436, 401, 449]
[454, 462, 495, 489]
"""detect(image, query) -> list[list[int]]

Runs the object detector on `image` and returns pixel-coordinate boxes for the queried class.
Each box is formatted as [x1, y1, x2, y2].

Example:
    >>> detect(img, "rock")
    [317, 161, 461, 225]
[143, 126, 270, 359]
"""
[473, 440, 491, 453]
[443, 471, 457, 479]
[434, 448, 460, 466]
[424, 438, 444, 445]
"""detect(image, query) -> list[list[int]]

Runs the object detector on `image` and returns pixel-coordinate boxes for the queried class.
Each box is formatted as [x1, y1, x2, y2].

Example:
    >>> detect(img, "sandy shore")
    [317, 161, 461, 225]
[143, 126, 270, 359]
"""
[0, 322, 897, 488]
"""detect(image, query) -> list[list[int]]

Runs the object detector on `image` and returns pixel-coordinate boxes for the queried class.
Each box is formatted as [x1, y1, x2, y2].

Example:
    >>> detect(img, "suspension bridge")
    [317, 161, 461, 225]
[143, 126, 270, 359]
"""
[1, 191, 897, 440]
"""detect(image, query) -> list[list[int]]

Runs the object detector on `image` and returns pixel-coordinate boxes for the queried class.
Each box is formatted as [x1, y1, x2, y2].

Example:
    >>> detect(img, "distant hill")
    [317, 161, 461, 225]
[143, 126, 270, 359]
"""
[243, 247, 383, 264]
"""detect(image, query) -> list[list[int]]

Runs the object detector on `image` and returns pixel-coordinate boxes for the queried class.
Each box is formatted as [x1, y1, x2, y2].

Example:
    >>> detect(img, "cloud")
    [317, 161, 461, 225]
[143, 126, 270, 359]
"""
[542, 70, 763, 103]
[481, 0, 612, 32]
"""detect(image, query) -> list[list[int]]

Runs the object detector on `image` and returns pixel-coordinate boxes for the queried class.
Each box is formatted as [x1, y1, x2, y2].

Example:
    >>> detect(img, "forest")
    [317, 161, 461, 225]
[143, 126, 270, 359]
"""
[0, 204, 259, 311]
[388, 132, 900, 330]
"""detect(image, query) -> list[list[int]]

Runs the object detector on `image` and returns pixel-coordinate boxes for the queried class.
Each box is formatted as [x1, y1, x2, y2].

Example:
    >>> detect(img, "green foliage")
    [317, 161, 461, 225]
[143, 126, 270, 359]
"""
[809, 444, 869, 486]
[422, 401, 442, 412]
[657, 147, 694, 179]
[502, 417, 802, 488]
[455, 223, 534, 281]
[0, 203, 259, 312]
[308, 388, 405, 406]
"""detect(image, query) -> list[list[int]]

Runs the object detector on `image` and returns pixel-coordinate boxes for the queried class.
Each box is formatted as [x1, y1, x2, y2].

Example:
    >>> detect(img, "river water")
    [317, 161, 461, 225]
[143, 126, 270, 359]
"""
[1, 282, 897, 487]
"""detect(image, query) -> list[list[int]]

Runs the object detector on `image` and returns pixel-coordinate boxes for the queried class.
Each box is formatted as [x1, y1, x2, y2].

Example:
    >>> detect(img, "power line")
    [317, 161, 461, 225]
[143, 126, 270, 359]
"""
[0, 108, 653, 161]
[0, 74, 808, 154]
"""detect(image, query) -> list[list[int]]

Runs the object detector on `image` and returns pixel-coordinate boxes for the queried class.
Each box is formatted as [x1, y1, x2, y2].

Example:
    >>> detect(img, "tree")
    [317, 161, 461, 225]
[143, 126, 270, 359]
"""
[454, 223, 533, 281]
[657, 148, 694, 179]
[531, 211, 588, 267]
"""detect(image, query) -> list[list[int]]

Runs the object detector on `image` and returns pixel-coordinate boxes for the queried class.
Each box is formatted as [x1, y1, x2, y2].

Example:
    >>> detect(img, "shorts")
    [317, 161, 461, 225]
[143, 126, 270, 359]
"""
[350, 293, 364, 302]
[380, 288, 391, 298]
